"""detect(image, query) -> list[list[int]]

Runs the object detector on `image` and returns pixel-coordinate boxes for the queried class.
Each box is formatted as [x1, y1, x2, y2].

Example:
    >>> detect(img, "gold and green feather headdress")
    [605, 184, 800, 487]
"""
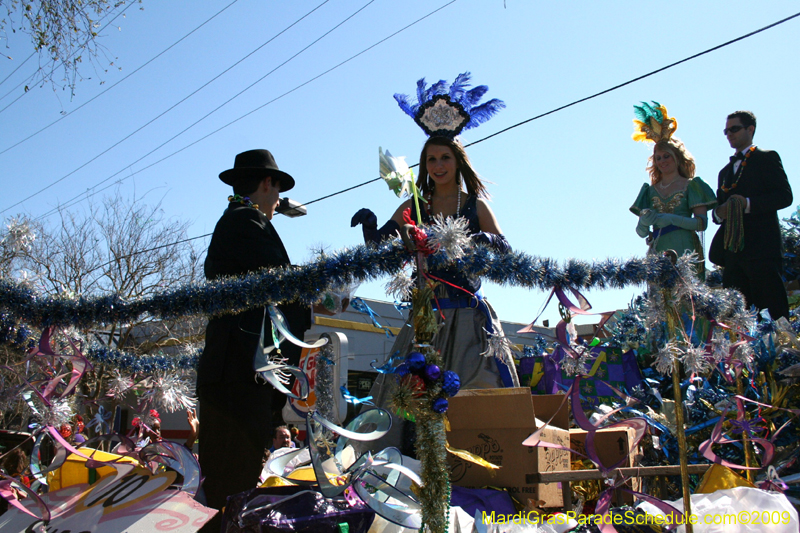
[632, 101, 677, 143]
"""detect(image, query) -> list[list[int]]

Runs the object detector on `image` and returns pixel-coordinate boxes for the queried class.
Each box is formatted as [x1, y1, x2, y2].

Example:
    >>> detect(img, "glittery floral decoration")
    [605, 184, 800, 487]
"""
[681, 345, 713, 375]
[654, 341, 682, 376]
[428, 213, 470, 262]
[384, 268, 415, 301]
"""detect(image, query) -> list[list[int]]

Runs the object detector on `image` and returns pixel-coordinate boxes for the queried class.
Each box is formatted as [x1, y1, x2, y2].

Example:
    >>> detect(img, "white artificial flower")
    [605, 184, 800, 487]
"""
[142, 372, 197, 413]
[107, 371, 135, 401]
[710, 329, 731, 364]
[379, 147, 415, 198]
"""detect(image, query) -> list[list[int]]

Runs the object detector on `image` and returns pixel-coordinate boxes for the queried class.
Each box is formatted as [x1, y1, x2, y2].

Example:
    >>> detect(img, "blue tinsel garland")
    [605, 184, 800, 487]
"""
[0, 243, 749, 329]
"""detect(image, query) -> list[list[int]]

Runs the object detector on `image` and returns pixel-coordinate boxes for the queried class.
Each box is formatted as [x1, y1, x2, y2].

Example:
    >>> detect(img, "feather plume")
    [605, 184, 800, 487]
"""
[428, 79, 448, 97]
[631, 100, 677, 143]
[394, 93, 416, 118]
[449, 72, 472, 100]
[465, 98, 506, 130]
[394, 72, 505, 138]
[416, 78, 428, 106]
[462, 85, 489, 109]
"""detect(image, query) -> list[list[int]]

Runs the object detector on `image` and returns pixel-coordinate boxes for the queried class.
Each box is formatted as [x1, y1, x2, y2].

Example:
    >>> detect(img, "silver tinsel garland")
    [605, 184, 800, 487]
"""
[315, 344, 336, 423]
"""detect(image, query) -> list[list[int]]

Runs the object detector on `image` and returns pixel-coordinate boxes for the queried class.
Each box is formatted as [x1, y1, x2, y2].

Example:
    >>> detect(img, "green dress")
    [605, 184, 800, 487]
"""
[630, 177, 717, 260]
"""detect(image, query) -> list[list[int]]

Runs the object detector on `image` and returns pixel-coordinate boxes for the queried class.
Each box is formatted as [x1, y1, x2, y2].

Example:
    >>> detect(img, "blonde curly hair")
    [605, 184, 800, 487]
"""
[647, 138, 696, 185]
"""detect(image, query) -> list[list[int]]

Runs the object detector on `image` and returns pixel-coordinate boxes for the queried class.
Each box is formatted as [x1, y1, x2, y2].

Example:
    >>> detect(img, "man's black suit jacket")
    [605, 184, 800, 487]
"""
[199, 204, 311, 387]
[714, 148, 792, 260]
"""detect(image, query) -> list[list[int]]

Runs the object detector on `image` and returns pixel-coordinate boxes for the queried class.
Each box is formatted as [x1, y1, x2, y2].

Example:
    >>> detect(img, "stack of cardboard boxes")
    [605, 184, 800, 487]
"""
[446, 387, 641, 509]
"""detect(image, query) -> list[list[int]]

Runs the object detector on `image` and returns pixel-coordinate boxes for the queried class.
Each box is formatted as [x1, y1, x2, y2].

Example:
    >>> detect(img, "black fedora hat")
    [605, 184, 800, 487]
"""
[219, 149, 295, 192]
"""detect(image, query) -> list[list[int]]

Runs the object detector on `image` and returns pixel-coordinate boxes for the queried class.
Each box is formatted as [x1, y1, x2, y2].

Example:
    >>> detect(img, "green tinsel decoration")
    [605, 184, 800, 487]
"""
[391, 284, 452, 533]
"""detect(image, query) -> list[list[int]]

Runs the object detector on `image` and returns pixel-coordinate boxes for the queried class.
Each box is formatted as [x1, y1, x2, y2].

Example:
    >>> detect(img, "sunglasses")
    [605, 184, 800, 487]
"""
[723, 125, 745, 135]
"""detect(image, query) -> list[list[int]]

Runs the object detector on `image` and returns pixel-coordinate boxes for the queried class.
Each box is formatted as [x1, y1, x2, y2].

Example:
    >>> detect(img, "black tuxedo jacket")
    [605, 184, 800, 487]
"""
[714, 148, 792, 260]
[198, 204, 311, 387]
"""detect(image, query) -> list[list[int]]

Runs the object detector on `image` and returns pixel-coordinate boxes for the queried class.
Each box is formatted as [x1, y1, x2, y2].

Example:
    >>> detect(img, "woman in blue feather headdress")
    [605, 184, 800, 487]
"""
[351, 74, 519, 451]
[629, 102, 717, 277]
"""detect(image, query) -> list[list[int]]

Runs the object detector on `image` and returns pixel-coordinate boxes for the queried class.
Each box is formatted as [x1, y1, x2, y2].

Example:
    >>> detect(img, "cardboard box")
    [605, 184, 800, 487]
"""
[446, 388, 570, 508]
[569, 427, 639, 469]
[569, 427, 642, 499]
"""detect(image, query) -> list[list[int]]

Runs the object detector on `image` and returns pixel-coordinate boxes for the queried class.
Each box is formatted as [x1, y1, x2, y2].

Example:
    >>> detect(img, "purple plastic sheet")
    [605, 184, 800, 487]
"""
[520, 346, 643, 406]
[222, 486, 375, 533]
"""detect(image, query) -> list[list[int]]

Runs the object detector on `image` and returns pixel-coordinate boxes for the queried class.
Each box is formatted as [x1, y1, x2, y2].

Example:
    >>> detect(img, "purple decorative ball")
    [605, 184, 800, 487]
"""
[406, 351, 426, 371]
[432, 397, 449, 413]
[442, 371, 461, 397]
[424, 364, 442, 382]
[394, 362, 410, 377]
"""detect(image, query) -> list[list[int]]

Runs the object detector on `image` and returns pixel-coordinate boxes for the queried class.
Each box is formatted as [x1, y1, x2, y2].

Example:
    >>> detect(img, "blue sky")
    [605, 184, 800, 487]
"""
[1, 0, 798, 326]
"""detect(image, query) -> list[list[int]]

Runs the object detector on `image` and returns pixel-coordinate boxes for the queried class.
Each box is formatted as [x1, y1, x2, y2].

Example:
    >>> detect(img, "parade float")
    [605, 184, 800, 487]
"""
[2, 80, 800, 532]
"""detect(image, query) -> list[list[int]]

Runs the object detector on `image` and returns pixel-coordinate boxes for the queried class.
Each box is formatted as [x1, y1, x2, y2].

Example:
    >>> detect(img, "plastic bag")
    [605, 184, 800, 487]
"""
[222, 485, 375, 533]
[637, 486, 798, 532]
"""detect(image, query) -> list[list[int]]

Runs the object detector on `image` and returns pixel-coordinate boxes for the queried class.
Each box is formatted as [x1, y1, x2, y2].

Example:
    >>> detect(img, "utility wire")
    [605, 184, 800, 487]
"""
[31, 0, 462, 268]
[470, 11, 800, 147]
[0, 52, 35, 88]
[32, 8, 800, 237]
[0, 1, 139, 109]
[302, 9, 800, 206]
[95, 233, 212, 271]
[33, 0, 456, 220]
[1, 0, 334, 216]
[0, 0, 244, 157]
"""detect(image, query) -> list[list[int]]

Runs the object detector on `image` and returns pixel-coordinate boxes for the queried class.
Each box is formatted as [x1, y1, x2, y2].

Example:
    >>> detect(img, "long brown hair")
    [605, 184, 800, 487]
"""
[646, 137, 696, 185]
[415, 137, 489, 198]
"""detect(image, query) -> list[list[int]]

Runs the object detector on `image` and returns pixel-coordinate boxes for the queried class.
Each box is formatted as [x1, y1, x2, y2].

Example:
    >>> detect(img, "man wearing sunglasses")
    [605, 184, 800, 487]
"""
[710, 111, 793, 319]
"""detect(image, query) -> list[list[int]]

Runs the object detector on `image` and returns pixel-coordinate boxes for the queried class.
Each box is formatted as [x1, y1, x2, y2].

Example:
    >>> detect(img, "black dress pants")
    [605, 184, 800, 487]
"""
[197, 381, 274, 532]
[722, 252, 789, 320]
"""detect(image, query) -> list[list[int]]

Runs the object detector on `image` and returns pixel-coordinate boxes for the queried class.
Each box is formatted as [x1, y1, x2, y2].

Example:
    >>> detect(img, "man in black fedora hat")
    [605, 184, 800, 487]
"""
[197, 149, 310, 530]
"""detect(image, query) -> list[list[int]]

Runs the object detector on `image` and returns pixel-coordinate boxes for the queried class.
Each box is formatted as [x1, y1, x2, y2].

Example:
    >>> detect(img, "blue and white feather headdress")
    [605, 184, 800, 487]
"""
[394, 72, 505, 138]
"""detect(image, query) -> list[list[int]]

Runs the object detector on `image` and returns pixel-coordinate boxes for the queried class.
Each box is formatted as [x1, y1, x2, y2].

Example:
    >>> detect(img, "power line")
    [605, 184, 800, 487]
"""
[302, 9, 800, 206]
[35, 7, 800, 233]
[0, 52, 34, 89]
[95, 233, 212, 271]
[0, 1, 139, 110]
[32, 0, 457, 220]
[0, 0, 244, 157]
[30, 1, 463, 267]
[1, 0, 335, 216]
[470, 11, 800, 148]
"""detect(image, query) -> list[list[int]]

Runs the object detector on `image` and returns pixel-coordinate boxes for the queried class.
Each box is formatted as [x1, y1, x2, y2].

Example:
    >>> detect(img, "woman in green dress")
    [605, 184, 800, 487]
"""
[630, 134, 717, 276]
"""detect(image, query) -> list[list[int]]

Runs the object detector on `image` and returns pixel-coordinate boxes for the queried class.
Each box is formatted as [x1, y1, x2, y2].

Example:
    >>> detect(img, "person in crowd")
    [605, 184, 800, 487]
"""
[198, 149, 311, 532]
[630, 102, 716, 277]
[711, 110, 793, 319]
[289, 425, 303, 448]
[185, 408, 199, 451]
[270, 426, 293, 452]
[0, 447, 31, 503]
[131, 409, 162, 447]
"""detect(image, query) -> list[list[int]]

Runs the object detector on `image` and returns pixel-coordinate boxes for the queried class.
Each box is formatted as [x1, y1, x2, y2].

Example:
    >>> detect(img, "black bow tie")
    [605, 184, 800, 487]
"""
[730, 152, 746, 163]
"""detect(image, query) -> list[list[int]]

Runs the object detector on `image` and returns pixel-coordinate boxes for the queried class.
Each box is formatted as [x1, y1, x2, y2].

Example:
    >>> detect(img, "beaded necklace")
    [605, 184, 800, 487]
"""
[426, 188, 461, 218]
[721, 145, 756, 193]
[228, 194, 259, 210]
